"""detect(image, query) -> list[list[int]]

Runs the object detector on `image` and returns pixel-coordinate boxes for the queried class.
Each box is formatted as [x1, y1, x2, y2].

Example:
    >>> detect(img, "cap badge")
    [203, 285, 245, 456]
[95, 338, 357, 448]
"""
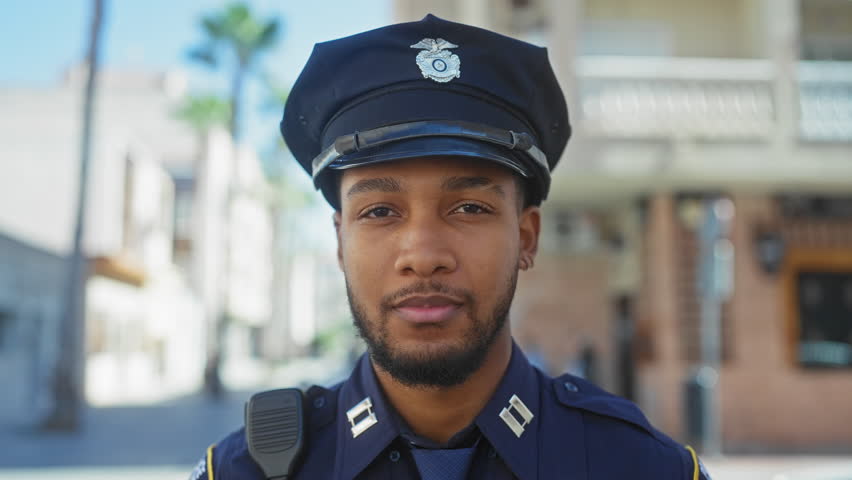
[410, 38, 461, 83]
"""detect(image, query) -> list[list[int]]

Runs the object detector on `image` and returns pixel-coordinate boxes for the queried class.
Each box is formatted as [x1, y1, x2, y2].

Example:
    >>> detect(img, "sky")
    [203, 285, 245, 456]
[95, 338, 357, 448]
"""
[1, 0, 392, 154]
[2, 0, 392, 87]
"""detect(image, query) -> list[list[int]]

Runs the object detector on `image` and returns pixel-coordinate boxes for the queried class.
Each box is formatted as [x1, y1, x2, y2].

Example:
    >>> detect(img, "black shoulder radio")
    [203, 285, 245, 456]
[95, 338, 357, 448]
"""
[245, 388, 307, 480]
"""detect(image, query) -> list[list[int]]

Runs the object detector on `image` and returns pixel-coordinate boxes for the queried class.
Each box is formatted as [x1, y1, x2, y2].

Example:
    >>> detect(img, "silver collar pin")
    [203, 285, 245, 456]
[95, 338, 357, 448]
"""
[347, 397, 378, 438]
[499, 394, 535, 438]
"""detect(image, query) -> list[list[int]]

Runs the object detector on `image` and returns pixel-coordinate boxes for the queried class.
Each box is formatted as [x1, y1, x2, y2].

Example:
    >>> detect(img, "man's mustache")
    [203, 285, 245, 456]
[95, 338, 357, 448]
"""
[380, 281, 475, 313]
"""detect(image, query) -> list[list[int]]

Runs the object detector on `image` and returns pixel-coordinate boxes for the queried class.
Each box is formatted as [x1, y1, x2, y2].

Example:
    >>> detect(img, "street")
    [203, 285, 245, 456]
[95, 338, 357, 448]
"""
[0, 389, 246, 475]
[0, 467, 189, 480]
[0, 355, 352, 479]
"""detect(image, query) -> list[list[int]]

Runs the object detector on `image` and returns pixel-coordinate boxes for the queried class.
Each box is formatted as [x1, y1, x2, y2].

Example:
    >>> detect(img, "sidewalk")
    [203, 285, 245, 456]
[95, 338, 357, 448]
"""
[2, 456, 851, 479]
[0, 354, 351, 474]
[0, 466, 188, 480]
[0, 389, 247, 469]
[704, 456, 852, 480]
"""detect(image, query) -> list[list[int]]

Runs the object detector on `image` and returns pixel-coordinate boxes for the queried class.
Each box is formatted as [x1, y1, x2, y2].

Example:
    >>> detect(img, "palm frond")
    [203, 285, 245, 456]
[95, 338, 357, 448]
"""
[187, 46, 218, 67]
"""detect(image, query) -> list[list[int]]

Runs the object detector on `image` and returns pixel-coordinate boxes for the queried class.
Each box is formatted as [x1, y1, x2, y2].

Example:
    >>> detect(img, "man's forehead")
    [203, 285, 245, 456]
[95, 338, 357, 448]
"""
[340, 156, 516, 187]
[344, 175, 508, 200]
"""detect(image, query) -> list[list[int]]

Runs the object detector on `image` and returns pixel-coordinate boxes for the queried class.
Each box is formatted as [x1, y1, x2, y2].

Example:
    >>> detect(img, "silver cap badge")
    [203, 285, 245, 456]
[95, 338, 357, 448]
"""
[410, 38, 461, 83]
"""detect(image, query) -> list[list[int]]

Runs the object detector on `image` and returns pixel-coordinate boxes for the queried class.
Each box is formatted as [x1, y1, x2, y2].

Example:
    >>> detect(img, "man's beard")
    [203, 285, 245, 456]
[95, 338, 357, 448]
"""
[346, 270, 517, 389]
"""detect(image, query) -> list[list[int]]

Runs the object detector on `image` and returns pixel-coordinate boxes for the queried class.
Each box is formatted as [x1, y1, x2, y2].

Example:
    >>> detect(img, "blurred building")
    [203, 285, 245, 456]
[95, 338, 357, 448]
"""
[0, 233, 65, 427]
[0, 69, 203, 416]
[395, 0, 852, 452]
[200, 130, 276, 389]
[0, 67, 274, 422]
[263, 205, 352, 364]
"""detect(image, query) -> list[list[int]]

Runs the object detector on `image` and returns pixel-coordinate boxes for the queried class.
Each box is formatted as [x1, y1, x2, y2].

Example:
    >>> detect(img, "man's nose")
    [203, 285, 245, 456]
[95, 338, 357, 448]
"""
[393, 214, 458, 278]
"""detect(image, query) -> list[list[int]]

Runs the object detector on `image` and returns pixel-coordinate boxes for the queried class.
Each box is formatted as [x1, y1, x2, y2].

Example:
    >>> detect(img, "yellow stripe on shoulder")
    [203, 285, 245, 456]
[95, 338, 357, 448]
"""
[685, 445, 699, 480]
[206, 444, 216, 480]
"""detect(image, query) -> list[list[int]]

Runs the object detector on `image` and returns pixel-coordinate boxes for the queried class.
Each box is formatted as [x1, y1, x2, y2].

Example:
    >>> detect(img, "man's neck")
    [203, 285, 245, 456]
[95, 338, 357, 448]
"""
[372, 331, 513, 444]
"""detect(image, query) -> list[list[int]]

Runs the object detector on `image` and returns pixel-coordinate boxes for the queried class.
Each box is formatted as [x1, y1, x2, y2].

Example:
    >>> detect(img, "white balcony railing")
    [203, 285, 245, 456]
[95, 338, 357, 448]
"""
[576, 56, 852, 142]
[799, 61, 852, 142]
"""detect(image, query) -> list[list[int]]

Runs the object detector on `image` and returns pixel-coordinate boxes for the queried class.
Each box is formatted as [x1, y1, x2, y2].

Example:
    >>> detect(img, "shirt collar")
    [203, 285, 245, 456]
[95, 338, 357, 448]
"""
[334, 354, 400, 480]
[474, 342, 541, 480]
[333, 341, 542, 480]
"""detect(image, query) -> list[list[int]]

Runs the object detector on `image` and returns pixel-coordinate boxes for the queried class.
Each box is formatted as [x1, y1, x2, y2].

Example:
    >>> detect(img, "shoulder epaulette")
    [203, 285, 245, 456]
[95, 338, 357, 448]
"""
[552, 373, 672, 446]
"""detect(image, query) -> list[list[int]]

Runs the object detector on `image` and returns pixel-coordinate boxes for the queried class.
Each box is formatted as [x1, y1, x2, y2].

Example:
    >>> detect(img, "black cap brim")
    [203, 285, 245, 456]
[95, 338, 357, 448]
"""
[316, 136, 548, 209]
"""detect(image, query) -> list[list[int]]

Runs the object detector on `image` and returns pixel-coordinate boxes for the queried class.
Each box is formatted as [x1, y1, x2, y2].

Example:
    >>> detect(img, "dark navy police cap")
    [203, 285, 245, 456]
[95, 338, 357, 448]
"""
[281, 14, 571, 209]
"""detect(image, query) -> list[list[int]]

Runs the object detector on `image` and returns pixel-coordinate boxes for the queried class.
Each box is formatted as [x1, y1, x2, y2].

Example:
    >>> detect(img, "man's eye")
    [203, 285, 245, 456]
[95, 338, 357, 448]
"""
[365, 206, 394, 218]
[452, 203, 490, 214]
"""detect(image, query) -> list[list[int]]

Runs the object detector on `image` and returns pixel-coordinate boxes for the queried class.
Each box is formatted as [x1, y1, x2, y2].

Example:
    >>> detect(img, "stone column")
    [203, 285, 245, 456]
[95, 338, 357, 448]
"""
[768, 0, 800, 152]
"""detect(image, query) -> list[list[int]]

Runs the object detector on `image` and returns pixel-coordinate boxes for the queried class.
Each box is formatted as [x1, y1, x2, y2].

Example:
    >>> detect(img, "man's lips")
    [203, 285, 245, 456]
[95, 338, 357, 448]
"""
[392, 295, 463, 324]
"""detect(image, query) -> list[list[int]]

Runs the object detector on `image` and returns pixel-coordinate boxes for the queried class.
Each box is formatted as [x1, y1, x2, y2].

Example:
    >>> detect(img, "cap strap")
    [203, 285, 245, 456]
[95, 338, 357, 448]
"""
[311, 120, 547, 180]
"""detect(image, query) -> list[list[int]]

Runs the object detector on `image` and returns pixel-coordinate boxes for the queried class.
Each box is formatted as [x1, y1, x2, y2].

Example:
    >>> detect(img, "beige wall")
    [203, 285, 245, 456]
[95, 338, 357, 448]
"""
[393, 0, 465, 24]
[394, 0, 775, 58]
[582, 0, 767, 58]
[393, 0, 514, 33]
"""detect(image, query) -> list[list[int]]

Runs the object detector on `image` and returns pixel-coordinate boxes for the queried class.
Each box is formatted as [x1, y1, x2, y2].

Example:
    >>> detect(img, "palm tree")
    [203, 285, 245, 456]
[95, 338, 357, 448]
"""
[186, 4, 280, 397]
[43, 0, 106, 431]
[188, 3, 280, 140]
[173, 94, 231, 398]
[176, 94, 232, 137]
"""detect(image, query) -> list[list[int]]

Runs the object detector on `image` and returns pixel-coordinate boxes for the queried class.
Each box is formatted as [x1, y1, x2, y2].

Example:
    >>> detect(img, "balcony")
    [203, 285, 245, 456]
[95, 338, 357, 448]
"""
[576, 56, 852, 143]
[799, 61, 852, 142]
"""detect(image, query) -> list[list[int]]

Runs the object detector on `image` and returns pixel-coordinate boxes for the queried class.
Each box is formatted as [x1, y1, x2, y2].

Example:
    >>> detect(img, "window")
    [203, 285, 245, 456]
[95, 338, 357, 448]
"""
[786, 250, 852, 369]
[801, 0, 852, 61]
[797, 271, 852, 368]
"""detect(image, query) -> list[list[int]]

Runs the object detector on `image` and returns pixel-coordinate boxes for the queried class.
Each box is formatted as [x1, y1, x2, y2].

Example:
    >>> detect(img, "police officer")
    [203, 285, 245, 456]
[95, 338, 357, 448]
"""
[190, 14, 712, 480]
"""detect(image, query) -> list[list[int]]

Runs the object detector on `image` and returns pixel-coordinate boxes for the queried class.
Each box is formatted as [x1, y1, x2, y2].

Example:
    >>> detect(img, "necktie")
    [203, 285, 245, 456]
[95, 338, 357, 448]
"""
[410, 446, 476, 480]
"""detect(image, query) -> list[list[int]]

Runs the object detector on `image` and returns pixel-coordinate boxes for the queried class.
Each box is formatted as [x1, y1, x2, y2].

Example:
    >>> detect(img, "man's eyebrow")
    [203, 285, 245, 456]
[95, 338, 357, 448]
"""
[441, 176, 505, 197]
[346, 177, 403, 198]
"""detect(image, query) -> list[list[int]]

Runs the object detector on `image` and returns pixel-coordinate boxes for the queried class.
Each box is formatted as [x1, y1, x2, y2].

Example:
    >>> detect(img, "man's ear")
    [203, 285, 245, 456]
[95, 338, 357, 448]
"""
[518, 206, 540, 269]
[333, 211, 344, 270]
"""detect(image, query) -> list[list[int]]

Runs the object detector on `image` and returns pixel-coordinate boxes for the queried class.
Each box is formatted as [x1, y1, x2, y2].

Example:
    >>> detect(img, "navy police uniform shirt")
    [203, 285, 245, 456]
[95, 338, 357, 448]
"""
[191, 342, 711, 479]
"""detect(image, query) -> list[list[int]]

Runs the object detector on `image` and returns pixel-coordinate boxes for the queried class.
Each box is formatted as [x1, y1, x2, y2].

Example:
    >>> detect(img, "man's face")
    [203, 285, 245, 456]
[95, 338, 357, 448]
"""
[334, 157, 540, 388]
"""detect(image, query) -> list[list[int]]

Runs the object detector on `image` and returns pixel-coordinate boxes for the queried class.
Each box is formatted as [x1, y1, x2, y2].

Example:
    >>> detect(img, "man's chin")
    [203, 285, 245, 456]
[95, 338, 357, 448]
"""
[369, 337, 491, 388]
[385, 338, 470, 363]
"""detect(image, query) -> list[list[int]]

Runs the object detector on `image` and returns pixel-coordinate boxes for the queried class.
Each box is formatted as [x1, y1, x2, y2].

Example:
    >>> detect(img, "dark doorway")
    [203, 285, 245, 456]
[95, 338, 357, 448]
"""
[614, 295, 636, 400]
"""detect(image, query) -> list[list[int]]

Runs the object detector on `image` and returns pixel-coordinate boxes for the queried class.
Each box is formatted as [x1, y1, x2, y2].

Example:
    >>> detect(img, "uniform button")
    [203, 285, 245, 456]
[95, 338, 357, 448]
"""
[313, 396, 326, 408]
[564, 381, 579, 392]
[389, 450, 401, 462]
[488, 447, 497, 459]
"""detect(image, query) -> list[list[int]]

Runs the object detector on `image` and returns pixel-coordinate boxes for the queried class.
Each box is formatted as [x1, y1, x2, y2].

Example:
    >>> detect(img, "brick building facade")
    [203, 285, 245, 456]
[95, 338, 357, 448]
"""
[395, 0, 852, 452]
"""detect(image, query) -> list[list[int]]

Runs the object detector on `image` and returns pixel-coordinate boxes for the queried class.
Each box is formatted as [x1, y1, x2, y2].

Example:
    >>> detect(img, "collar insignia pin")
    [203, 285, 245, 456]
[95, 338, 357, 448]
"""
[347, 397, 378, 438]
[410, 38, 461, 83]
[499, 394, 535, 438]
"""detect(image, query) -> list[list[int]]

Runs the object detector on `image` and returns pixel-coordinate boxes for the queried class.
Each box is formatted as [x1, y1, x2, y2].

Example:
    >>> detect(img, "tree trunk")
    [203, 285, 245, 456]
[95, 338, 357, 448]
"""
[229, 67, 245, 141]
[205, 65, 246, 398]
[43, 0, 106, 431]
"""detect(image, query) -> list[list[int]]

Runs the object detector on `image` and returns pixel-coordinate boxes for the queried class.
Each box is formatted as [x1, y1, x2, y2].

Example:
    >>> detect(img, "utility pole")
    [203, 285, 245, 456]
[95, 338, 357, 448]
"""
[695, 197, 734, 455]
[44, 0, 106, 431]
